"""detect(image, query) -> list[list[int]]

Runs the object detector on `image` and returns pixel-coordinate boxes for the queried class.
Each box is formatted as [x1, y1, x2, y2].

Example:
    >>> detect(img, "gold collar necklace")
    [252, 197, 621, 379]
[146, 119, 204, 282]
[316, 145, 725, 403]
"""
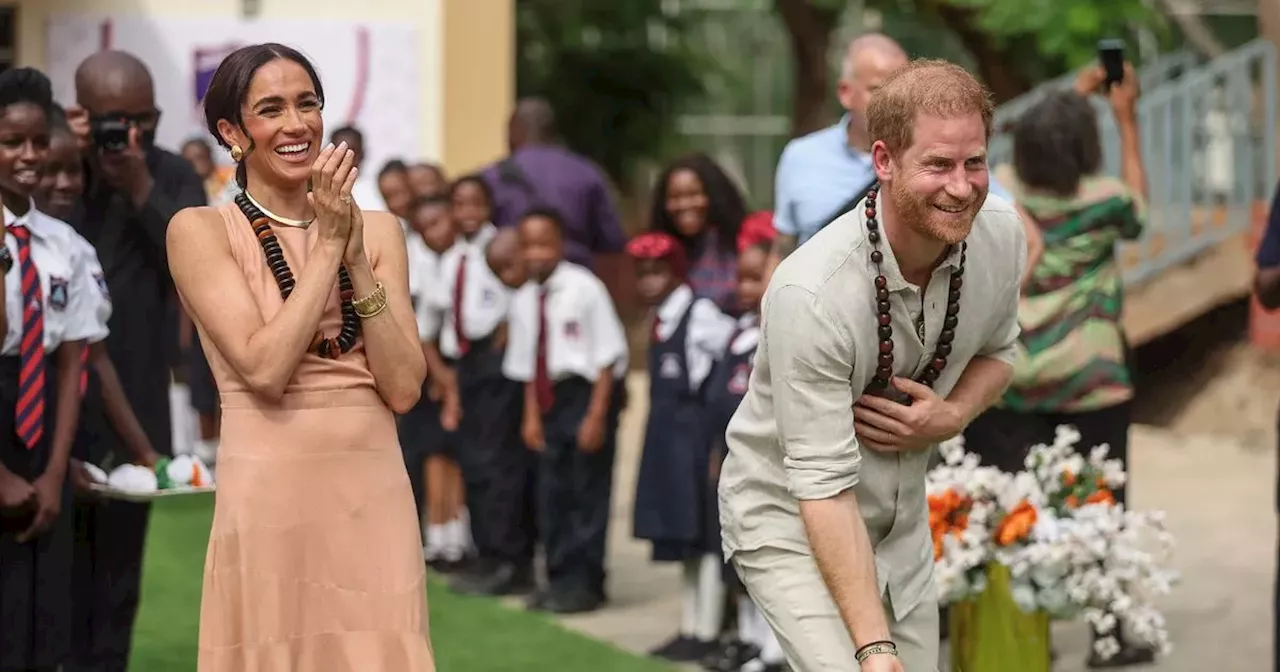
[243, 191, 314, 228]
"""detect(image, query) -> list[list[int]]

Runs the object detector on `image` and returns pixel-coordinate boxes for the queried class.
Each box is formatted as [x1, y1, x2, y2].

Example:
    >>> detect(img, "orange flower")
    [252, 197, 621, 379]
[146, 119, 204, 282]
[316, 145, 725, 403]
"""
[928, 489, 972, 559]
[1061, 471, 1077, 487]
[1085, 489, 1115, 506]
[1065, 495, 1080, 508]
[191, 461, 205, 487]
[995, 500, 1038, 546]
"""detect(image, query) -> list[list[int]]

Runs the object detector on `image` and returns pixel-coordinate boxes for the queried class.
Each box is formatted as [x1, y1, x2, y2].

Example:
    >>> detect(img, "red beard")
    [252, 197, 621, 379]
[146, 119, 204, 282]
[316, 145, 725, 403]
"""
[887, 178, 983, 245]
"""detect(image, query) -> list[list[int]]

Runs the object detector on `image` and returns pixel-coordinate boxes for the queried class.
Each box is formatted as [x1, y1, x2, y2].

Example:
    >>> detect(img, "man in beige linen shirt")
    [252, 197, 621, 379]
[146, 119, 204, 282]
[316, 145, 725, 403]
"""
[718, 60, 1026, 672]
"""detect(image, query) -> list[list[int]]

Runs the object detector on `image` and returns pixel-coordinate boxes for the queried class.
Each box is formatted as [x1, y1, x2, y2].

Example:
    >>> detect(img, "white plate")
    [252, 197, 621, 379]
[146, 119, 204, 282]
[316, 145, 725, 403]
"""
[87, 484, 216, 502]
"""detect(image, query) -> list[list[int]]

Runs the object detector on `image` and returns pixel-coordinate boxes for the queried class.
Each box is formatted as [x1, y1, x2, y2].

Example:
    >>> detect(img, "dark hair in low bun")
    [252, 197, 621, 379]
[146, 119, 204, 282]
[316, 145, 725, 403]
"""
[202, 43, 325, 188]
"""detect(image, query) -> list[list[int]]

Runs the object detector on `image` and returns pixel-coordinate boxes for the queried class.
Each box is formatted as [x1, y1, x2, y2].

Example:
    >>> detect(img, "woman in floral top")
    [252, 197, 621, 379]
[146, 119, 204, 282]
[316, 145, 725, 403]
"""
[963, 63, 1153, 667]
[649, 154, 747, 313]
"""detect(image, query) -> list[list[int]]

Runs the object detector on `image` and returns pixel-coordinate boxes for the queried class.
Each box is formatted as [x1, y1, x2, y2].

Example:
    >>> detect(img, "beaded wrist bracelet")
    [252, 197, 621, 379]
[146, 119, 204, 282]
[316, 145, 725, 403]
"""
[855, 640, 898, 663]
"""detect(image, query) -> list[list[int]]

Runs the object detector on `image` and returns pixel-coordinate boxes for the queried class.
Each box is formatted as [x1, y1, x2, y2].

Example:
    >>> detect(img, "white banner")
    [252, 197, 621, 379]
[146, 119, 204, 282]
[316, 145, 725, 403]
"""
[43, 14, 423, 179]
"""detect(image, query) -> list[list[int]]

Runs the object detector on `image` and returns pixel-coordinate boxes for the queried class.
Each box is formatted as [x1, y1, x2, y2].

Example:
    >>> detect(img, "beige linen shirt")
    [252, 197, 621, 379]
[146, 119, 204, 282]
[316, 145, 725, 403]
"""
[718, 194, 1026, 621]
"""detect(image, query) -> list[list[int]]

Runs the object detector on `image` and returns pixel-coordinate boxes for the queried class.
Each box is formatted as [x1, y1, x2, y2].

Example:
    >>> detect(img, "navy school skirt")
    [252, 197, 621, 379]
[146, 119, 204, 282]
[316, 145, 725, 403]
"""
[0, 355, 73, 671]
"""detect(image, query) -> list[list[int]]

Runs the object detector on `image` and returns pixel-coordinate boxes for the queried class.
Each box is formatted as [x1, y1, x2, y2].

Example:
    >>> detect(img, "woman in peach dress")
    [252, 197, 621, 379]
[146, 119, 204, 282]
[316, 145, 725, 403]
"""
[166, 43, 433, 671]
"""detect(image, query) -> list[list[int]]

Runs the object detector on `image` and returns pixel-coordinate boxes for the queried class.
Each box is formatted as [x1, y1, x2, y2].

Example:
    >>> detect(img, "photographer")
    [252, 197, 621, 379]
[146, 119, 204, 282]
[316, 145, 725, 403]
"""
[63, 50, 205, 672]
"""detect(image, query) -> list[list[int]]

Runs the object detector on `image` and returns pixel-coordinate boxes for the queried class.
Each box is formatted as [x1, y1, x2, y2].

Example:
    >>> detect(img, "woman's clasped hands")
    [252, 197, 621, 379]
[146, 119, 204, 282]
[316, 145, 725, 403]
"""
[308, 141, 365, 265]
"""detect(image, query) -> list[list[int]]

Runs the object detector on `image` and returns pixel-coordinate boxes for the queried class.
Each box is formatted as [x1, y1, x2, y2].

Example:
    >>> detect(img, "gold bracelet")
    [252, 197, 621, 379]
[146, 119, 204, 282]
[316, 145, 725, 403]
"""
[352, 281, 388, 318]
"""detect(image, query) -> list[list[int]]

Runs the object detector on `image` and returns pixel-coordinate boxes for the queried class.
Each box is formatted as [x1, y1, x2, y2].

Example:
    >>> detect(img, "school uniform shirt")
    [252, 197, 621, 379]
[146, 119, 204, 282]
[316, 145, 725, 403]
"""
[3, 205, 105, 357]
[67, 232, 111, 345]
[726, 312, 760, 357]
[503, 262, 628, 384]
[406, 234, 446, 342]
[653, 283, 736, 391]
[429, 224, 510, 359]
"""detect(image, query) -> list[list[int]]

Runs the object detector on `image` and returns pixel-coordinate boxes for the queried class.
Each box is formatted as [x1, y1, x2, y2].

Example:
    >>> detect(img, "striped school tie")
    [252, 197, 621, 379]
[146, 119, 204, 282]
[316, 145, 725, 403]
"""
[452, 254, 470, 356]
[79, 344, 89, 398]
[534, 287, 554, 414]
[10, 224, 45, 449]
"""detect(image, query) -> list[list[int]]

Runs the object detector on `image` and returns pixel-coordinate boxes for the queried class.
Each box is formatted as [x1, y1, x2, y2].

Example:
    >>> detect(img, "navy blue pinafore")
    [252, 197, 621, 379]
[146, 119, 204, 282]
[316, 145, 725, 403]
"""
[633, 304, 713, 562]
[703, 325, 757, 569]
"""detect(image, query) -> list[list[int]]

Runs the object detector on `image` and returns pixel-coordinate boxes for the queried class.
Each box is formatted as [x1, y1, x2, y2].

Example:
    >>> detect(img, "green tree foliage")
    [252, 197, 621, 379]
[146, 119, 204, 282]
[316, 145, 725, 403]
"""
[946, 0, 1165, 65]
[878, 0, 1168, 100]
[515, 1, 706, 186]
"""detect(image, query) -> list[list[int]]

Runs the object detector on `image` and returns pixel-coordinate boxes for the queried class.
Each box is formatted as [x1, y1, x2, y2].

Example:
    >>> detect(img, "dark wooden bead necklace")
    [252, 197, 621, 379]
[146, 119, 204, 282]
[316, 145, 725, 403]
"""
[862, 184, 966, 405]
[234, 192, 361, 358]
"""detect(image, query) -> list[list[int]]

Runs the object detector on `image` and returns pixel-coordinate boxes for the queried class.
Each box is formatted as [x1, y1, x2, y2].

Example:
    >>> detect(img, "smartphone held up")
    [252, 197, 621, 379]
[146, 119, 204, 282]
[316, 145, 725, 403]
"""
[1098, 39, 1126, 90]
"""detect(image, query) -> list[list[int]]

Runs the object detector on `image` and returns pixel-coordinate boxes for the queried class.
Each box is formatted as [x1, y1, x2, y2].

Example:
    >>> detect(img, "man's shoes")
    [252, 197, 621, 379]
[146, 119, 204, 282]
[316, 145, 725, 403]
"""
[542, 589, 604, 614]
[525, 587, 604, 614]
[700, 638, 759, 671]
[648, 634, 717, 662]
[447, 561, 534, 596]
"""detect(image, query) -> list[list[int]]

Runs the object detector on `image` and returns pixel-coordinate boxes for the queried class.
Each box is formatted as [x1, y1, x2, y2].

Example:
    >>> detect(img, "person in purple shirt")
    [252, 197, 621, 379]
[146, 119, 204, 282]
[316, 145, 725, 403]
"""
[482, 98, 627, 270]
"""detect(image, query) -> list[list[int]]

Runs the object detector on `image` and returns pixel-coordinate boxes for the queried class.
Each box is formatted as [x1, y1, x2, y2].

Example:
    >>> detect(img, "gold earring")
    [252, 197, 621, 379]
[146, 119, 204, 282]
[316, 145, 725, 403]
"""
[230, 145, 243, 162]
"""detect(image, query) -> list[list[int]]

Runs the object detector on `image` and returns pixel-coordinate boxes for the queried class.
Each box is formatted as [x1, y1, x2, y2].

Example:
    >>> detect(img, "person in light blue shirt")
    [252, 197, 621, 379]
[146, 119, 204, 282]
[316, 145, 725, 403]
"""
[770, 34, 1012, 267]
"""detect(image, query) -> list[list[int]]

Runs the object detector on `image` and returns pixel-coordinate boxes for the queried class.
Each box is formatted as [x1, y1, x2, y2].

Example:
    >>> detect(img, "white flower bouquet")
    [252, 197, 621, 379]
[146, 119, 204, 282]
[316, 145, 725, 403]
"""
[929, 426, 1177, 664]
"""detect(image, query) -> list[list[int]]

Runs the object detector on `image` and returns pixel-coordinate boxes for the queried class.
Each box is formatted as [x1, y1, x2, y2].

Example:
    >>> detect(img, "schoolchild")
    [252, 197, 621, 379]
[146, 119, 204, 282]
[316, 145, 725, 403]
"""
[627, 230, 736, 662]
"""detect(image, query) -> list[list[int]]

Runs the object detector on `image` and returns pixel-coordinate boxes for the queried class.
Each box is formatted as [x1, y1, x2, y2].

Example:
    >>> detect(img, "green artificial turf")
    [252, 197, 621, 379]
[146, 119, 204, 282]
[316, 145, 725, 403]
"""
[128, 494, 670, 671]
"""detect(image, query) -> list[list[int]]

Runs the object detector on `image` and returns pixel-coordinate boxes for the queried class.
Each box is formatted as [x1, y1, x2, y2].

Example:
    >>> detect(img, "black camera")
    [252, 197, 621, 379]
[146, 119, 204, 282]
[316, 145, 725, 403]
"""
[90, 116, 133, 153]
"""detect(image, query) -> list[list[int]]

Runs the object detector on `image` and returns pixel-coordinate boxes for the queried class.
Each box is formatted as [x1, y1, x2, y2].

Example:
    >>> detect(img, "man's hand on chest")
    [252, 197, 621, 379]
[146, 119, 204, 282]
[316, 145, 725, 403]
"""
[851, 376, 964, 452]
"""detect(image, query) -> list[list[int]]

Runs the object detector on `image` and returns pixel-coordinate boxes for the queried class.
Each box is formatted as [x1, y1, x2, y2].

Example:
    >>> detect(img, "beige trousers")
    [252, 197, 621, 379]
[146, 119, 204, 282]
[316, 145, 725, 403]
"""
[732, 544, 939, 672]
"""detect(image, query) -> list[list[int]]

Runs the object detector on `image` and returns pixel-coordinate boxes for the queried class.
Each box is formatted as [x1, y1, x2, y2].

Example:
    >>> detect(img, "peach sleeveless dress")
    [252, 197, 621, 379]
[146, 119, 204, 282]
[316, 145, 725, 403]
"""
[195, 202, 434, 671]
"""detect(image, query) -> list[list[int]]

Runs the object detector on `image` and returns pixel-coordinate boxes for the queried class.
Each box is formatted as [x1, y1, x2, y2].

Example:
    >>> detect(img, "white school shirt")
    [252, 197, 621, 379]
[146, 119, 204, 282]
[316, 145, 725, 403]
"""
[406, 233, 446, 341]
[503, 262, 629, 384]
[2, 204, 105, 356]
[68, 231, 111, 345]
[429, 224, 510, 358]
[726, 311, 760, 356]
[654, 283, 736, 391]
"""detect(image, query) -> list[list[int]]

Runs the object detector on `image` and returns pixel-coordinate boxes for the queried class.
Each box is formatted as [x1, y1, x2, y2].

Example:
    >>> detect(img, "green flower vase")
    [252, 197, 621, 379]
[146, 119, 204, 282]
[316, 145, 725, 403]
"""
[948, 564, 1051, 672]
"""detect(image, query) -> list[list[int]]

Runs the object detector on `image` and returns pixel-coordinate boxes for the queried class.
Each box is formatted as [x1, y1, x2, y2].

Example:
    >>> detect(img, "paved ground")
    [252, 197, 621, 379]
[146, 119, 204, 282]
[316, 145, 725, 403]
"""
[532, 373, 1276, 670]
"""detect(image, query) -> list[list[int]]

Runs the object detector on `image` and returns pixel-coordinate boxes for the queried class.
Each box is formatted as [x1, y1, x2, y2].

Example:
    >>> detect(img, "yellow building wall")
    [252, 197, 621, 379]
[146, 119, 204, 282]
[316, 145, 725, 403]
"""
[12, 0, 513, 176]
[441, 1, 515, 177]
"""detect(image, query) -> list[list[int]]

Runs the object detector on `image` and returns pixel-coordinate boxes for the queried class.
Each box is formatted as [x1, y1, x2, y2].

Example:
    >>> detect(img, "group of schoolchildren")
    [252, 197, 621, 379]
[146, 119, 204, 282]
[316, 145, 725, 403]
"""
[398, 173, 626, 614]
[395, 170, 785, 671]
